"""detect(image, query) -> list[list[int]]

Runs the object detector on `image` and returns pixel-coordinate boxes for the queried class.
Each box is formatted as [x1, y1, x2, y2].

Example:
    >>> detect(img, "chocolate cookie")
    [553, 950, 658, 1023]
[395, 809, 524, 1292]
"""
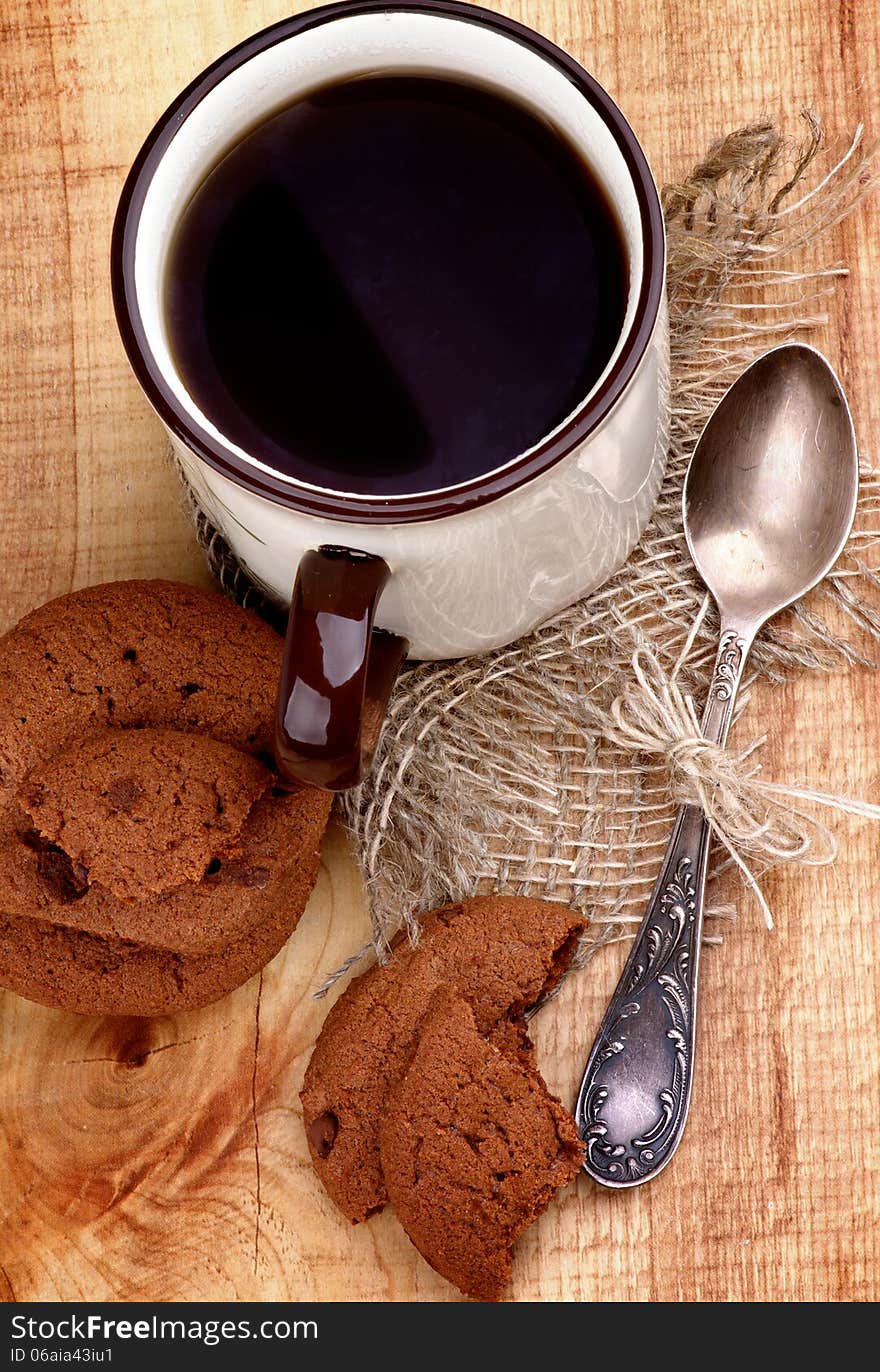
[379, 992, 584, 1301]
[0, 581, 333, 1014]
[0, 579, 283, 801]
[21, 728, 271, 899]
[301, 896, 585, 1222]
[0, 780, 329, 1015]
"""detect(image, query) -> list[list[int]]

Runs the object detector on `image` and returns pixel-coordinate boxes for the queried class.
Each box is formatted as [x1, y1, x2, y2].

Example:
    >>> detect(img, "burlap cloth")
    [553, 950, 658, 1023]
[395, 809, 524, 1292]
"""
[184, 115, 880, 982]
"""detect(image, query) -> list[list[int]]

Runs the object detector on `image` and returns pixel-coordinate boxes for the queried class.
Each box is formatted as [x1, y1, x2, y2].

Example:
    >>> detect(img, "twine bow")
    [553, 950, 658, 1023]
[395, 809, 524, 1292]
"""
[604, 641, 880, 927]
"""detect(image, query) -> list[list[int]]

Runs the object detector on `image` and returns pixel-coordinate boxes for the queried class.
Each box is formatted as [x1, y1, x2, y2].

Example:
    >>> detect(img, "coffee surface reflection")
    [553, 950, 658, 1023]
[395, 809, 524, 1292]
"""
[164, 74, 628, 496]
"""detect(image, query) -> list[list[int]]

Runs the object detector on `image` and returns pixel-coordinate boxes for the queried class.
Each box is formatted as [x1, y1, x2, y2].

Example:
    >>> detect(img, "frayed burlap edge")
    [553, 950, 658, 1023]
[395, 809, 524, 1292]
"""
[183, 114, 880, 985]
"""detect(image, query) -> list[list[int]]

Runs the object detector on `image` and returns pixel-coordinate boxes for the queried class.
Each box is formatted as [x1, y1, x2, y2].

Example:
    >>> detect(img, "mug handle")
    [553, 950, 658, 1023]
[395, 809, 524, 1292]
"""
[274, 545, 408, 791]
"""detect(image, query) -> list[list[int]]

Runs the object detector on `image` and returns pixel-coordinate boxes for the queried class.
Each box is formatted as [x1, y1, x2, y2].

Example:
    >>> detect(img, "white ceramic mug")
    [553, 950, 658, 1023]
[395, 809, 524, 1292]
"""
[113, 0, 667, 788]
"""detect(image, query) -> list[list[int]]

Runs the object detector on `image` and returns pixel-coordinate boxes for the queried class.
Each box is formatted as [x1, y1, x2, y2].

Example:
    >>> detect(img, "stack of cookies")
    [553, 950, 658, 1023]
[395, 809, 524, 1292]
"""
[302, 896, 587, 1300]
[0, 579, 332, 1015]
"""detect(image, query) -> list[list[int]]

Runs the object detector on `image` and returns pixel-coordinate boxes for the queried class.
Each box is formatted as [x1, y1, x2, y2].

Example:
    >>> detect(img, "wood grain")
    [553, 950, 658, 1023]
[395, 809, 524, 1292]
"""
[1, 0, 878, 1302]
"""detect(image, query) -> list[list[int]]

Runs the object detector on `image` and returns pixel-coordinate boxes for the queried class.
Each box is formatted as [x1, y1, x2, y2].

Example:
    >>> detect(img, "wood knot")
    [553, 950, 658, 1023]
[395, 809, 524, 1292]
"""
[102, 1016, 167, 1068]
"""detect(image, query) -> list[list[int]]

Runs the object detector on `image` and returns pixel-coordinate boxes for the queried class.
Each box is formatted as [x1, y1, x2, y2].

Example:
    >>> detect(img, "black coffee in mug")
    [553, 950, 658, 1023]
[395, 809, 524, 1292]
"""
[164, 74, 628, 497]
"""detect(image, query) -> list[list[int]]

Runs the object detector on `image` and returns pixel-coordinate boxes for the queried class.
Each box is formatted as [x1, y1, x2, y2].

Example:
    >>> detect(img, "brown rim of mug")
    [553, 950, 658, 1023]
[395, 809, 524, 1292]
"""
[111, 0, 666, 527]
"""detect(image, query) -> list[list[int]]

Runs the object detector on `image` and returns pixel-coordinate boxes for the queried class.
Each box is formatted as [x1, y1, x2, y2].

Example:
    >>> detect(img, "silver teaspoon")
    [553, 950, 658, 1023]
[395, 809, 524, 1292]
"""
[575, 343, 858, 1188]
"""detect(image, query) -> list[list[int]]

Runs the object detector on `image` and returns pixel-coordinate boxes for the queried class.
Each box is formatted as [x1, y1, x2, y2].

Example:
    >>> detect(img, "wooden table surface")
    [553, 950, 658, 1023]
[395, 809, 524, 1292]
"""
[1, 0, 879, 1304]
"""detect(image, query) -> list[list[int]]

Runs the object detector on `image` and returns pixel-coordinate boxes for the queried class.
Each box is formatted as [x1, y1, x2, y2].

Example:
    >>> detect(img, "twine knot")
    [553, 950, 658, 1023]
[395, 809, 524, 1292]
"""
[666, 732, 725, 778]
[601, 642, 880, 927]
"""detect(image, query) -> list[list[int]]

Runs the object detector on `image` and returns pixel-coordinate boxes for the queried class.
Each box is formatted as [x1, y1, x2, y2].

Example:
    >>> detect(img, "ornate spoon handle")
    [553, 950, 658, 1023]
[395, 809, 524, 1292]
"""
[575, 625, 752, 1187]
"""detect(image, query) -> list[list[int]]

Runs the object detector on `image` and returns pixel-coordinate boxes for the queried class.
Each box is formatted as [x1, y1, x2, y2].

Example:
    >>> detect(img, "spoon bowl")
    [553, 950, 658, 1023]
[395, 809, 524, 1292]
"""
[684, 344, 858, 631]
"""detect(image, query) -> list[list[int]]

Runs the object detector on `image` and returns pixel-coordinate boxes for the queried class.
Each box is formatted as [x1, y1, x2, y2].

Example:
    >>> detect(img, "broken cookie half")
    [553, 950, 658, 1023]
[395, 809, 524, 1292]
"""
[301, 895, 586, 1224]
[380, 991, 585, 1301]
